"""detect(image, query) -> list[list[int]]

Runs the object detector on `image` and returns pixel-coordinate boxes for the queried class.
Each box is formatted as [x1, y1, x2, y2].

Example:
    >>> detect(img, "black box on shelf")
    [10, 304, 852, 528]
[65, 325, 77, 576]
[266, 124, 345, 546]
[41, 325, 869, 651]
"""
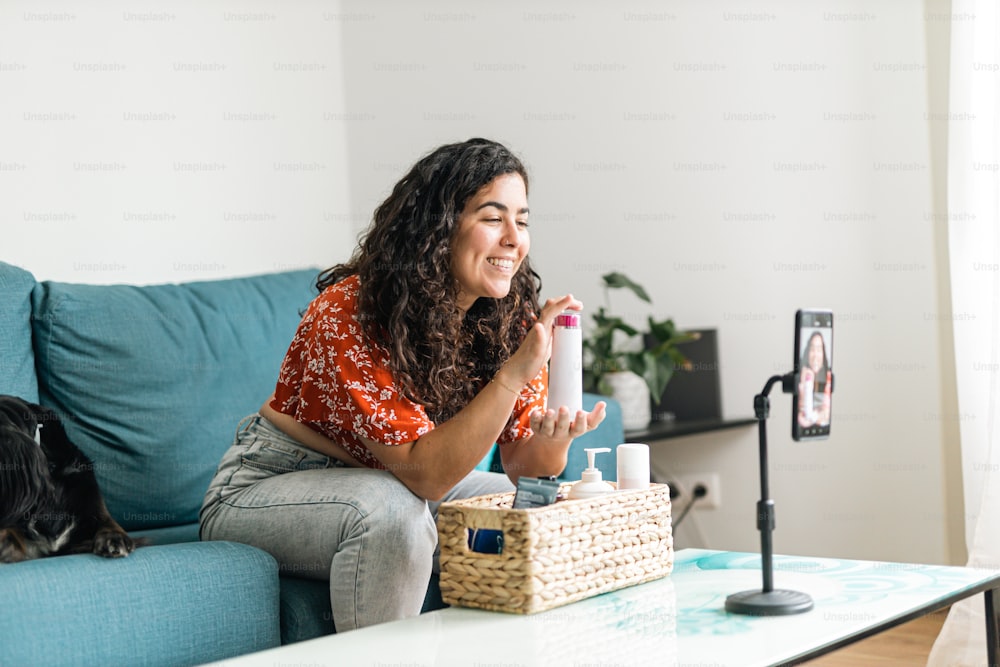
[649, 328, 722, 422]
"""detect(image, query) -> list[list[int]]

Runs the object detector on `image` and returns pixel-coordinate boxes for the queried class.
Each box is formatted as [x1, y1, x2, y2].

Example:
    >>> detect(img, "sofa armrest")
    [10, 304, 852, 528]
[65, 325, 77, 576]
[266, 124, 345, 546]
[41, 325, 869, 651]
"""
[0, 542, 280, 667]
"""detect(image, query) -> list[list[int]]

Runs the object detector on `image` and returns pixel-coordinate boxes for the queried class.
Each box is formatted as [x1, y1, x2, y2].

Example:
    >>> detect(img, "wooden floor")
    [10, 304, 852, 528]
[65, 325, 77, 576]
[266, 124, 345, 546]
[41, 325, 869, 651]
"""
[803, 608, 948, 666]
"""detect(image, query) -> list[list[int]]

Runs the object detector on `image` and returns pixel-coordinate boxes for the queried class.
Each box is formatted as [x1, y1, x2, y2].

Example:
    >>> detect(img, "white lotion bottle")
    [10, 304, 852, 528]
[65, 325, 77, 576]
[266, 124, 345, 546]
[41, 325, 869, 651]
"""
[568, 447, 615, 499]
[616, 443, 650, 491]
[548, 310, 583, 415]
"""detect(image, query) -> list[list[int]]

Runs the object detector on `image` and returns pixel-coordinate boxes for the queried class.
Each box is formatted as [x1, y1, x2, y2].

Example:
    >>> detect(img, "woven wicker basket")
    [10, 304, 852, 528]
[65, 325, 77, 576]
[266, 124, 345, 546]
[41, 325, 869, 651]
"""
[437, 483, 673, 614]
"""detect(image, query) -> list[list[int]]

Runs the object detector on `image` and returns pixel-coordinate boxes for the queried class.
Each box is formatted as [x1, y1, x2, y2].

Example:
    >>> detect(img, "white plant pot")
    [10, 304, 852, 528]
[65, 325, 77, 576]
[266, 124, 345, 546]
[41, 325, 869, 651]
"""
[603, 371, 651, 431]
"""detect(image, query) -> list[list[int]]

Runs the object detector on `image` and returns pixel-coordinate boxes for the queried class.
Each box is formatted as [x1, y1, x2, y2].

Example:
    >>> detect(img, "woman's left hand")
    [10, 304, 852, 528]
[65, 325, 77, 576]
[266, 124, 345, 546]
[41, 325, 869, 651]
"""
[529, 401, 607, 440]
[501, 402, 608, 482]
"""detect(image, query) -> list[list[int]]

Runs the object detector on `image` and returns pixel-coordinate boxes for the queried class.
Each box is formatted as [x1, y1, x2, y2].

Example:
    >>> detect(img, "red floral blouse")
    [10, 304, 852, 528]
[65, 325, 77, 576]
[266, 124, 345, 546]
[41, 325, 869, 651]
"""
[269, 275, 546, 469]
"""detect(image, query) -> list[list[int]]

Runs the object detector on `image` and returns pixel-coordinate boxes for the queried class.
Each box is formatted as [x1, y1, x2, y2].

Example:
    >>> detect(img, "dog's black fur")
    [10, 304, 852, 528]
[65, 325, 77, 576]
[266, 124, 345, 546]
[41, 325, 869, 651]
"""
[0, 395, 136, 563]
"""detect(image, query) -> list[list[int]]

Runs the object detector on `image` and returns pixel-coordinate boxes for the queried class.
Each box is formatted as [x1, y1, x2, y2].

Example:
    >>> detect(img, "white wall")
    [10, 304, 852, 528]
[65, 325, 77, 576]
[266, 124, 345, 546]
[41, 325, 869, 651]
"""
[1, 0, 354, 285]
[1, 0, 963, 564]
[337, 1, 961, 565]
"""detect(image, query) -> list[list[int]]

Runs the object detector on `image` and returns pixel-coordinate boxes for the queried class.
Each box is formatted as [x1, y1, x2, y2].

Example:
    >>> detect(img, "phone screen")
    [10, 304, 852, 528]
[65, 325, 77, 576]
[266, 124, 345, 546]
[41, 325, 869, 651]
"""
[792, 309, 833, 441]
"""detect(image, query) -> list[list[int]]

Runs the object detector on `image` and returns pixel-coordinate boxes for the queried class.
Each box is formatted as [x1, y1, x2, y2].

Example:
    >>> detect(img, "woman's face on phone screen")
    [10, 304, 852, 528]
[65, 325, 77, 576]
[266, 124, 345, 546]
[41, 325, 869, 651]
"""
[808, 334, 825, 372]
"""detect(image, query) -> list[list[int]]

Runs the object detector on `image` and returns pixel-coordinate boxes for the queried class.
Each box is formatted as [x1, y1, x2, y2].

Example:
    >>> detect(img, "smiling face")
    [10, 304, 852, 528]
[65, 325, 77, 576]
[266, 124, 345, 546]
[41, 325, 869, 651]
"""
[451, 172, 530, 312]
[807, 333, 826, 372]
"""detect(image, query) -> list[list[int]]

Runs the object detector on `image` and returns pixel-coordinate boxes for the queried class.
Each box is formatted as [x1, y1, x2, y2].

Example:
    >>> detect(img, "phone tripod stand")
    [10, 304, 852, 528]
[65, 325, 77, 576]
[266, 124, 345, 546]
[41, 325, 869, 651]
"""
[725, 371, 826, 616]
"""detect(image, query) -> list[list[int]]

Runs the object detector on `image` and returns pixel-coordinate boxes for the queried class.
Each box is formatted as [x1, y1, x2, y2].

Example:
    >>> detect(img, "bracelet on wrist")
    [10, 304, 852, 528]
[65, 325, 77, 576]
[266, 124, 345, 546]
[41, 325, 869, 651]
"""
[491, 375, 520, 395]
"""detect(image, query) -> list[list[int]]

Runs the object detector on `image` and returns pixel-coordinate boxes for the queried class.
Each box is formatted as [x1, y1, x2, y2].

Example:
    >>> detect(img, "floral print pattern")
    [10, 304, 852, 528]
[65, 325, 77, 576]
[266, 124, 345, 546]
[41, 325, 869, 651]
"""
[270, 275, 545, 469]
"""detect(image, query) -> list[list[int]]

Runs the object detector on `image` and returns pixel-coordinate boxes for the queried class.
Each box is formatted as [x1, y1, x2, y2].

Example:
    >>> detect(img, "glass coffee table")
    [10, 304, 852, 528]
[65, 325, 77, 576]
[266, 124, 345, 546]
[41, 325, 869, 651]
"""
[202, 548, 1000, 666]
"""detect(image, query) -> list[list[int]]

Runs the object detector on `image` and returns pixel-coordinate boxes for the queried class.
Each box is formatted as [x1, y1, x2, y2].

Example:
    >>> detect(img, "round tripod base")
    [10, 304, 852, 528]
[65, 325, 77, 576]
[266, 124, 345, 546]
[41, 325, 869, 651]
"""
[725, 589, 814, 616]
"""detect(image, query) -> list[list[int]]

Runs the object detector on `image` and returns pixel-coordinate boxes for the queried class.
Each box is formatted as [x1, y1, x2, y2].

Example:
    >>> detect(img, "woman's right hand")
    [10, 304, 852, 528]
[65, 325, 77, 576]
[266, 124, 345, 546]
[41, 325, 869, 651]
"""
[498, 294, 582, 387]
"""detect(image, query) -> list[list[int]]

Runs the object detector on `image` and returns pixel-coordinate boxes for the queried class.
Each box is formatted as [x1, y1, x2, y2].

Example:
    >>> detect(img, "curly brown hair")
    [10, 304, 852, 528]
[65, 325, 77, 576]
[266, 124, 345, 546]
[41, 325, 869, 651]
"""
[317, 138, 542, 422]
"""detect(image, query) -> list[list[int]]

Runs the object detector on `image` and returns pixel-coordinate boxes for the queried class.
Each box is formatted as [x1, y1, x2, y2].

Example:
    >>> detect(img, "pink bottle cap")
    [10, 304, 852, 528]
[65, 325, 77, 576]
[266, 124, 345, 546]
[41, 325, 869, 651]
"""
[555, 313, 580, 328]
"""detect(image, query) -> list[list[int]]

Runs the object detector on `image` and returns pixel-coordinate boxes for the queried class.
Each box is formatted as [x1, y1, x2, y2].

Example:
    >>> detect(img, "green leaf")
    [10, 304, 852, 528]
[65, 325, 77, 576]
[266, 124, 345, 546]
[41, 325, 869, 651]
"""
[650, 357, 675, 402]
[647, 317, 678, 343]
[648, 352, 674, 403]
[602, 272, 651, 303]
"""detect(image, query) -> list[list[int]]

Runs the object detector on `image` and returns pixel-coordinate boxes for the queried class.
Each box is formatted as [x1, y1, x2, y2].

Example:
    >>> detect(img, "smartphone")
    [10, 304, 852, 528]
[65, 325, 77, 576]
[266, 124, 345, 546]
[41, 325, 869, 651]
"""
[792, 309, 833, 441]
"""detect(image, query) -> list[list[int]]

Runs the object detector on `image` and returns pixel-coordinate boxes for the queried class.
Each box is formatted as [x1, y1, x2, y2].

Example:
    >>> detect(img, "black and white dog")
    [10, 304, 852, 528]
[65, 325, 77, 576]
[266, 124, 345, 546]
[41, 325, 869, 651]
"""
[0, 395, 136, 563]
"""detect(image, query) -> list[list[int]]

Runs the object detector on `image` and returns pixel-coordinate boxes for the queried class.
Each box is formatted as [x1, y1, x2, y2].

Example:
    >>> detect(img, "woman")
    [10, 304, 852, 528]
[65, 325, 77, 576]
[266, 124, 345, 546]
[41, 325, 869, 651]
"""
[797, 331, 831, 427]
[200, 138, 606, 631]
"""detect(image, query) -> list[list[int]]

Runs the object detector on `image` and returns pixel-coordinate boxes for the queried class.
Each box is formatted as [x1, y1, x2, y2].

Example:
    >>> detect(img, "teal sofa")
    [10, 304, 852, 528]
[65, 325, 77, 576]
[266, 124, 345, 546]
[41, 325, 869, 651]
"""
[0, 261, 624, 666]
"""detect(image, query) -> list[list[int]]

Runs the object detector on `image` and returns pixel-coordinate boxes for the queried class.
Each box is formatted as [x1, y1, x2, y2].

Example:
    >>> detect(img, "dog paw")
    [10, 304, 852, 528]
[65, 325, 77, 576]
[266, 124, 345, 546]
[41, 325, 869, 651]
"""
[0, 528, 28, 563]
[93, 528, 135, 558]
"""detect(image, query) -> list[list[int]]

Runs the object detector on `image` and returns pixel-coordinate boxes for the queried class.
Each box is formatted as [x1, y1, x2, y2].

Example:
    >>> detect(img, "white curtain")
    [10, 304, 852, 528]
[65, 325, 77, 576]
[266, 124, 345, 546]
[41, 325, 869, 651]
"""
[928, 2, 1000, 665]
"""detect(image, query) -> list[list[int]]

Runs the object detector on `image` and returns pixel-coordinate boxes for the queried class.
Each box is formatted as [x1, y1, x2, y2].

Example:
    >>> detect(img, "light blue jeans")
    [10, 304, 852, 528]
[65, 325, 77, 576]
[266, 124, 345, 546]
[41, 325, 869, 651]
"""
[199, 414, 513, 632]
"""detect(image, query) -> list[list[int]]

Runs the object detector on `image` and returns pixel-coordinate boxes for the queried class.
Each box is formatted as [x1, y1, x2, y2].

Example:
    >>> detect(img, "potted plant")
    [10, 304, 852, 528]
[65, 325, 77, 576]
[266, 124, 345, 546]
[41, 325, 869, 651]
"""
[582, 272, 698, 430]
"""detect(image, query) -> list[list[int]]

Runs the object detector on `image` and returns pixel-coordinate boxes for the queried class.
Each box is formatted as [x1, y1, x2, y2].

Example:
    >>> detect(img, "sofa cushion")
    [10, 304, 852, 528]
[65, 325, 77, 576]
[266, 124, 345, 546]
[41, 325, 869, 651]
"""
[31, 269, 318, 530]
[0, 541, 280, 667]
[0, 262, 39, 403]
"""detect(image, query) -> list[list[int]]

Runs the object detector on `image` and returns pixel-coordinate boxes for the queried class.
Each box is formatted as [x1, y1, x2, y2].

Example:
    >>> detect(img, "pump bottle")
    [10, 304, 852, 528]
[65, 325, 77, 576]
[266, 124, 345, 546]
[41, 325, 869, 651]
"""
[568, 447, 615, 499]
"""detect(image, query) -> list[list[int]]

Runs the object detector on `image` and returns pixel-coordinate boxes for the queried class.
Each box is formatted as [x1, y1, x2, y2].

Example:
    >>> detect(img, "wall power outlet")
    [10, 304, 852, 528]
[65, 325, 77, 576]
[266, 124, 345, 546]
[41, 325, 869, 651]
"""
[674, 473, 721, 510]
